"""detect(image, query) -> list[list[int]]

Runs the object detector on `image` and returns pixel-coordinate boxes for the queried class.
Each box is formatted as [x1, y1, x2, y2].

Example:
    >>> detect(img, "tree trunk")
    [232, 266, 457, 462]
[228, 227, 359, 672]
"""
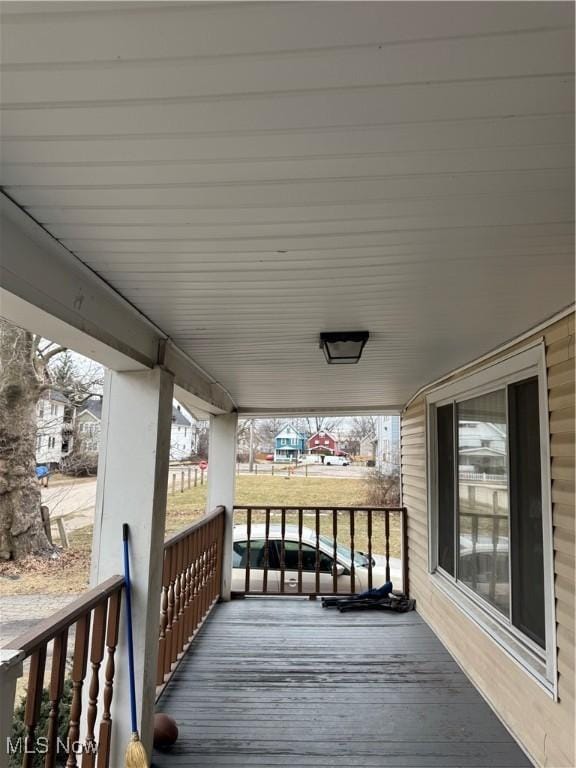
[0, 320, 52, 559]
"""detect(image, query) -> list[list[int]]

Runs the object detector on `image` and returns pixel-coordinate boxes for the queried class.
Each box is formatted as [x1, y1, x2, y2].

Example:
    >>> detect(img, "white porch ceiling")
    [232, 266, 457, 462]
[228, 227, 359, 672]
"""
[1, 1, 574, 411]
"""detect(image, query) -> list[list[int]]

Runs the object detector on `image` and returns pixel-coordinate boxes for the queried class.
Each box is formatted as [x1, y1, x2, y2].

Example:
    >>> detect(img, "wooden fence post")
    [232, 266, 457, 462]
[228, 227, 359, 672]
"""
[187, 468, 191, 490]
[194, 468, 198, 487]
[171, 474, 176, 495]
[180, 471, 184, 493]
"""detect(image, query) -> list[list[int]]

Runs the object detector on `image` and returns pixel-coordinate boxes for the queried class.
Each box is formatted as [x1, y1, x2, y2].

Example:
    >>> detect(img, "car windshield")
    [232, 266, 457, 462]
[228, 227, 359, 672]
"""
[318, 535, 369, 566]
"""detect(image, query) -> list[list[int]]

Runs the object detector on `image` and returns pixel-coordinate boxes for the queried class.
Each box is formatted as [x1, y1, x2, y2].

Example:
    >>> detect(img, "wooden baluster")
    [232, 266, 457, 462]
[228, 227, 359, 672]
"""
[172, 541, 182, 660]
[263, 509, 270, 593]
[385, 510, 391, 583]
[367, 509, 373, 591]
[97, 590, 122, 768]
[45, 629, 68, 768]
[183, 534, 192, 643]
[297, 508, 303, 594]
[164, 548, 176, 677]
[197, 525, 205, 620]
[208, 519, 216, 604]
[22, 645, 47, 768]
[401, 507, 409, 598]
[350, 510, 356, 594]
[66, 614, 90, 768]
[169, 544, 180, 668]
[201, 519, 209, 616]
[280, 509, 286, 593]
[215, 511, 224, 600]
[157, 550, 170, 686]
[176, 540, 186, 656]
[332, 509, 338, 593]
[315, 510, 321, 595]
[205, 520, 213, 606]
[82, 601, 108, 768]
[245, 508, 252, 593]
[203, 521, 211, 609]
[191, 529, 200, 636]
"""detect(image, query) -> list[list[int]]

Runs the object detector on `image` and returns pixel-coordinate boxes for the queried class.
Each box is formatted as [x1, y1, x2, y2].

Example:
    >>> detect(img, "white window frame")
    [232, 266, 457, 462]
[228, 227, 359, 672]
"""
[426, 341, 557, 695]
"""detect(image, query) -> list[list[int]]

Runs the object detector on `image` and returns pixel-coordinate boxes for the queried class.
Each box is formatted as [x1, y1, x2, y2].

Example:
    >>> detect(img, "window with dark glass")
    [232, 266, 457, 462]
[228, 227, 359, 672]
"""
[435, 376, 546, 647]
[437, 404, 455, 576]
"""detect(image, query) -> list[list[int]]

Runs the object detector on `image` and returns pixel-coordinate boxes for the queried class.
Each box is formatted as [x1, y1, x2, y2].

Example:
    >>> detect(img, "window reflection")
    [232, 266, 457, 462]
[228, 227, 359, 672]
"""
[458, 390, 509, 616]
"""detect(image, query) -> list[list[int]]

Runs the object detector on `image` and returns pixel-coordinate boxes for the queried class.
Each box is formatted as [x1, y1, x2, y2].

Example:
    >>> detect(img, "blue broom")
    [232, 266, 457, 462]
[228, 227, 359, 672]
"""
[122, 523, 150, 768]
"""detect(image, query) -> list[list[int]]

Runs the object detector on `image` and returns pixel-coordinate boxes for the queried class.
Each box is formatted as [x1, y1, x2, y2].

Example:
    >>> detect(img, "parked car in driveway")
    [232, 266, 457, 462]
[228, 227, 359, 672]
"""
[232, 523, 401, 593]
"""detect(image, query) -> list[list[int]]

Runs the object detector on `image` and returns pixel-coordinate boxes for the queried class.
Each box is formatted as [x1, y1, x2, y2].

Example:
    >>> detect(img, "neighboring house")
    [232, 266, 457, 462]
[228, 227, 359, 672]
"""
[307, 430, 338, 456]
[76, 397, 103, 455]
[36, 389, 74, 467]
[74, 399, 196, 462]
[457, 419, 507, 474]
[171, 405, 196, 460]
[274, 424, 307, 462]
[375, 415, 400, 474]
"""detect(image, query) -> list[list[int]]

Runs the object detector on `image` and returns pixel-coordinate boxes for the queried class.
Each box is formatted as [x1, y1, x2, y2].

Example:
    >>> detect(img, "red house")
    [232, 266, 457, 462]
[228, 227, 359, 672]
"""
[307, 430, 338, 456]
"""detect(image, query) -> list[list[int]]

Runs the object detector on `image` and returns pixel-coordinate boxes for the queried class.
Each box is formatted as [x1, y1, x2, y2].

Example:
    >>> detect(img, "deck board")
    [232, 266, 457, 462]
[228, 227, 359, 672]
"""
[153, 599, 531, 767]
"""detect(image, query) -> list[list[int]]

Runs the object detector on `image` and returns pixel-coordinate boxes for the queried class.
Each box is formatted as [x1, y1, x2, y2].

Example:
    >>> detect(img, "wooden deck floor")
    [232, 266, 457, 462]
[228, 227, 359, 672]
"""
[153, 598, 531, 767]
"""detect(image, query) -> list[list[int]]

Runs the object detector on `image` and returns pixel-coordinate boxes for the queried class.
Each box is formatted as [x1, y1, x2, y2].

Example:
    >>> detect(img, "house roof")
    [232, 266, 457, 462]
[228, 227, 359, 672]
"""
[172, 405, 191, 426]
[41, 388, 70, 405]
[308, 431, 337, 442]
[78, 397, 103, 421]
[276, 424, 306, 439]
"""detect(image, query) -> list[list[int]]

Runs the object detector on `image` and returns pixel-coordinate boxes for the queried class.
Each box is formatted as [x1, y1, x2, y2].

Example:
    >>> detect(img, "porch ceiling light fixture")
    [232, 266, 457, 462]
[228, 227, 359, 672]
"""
[319, 331, 370, 364]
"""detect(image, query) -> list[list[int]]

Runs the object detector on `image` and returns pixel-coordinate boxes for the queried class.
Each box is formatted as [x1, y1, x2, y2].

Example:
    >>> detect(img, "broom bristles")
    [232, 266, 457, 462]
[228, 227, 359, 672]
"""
[125, 732, 149, 768]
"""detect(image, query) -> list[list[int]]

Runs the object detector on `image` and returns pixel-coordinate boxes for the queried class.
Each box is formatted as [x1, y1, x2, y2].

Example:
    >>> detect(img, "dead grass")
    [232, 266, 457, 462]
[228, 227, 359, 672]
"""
[0, 475, 400, 596]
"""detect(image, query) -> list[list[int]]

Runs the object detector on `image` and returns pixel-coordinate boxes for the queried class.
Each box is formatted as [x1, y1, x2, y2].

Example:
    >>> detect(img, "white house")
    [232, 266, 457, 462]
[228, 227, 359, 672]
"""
[35, 389, 74, 467]
[75, 397, 103, 455]
[74, 399, 196, 462]
[375, 415, 401, 474]
[170, 405, 196, 460]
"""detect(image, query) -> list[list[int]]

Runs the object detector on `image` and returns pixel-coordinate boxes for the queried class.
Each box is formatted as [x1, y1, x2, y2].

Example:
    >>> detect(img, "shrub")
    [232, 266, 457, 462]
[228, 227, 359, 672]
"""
[10, 678, 73, 767]
[364, 469, 400, 508]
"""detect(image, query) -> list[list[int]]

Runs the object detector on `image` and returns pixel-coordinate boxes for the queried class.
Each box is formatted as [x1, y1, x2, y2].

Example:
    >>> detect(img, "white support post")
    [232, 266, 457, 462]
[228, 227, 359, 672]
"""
[90, 367, 173, 764]
[207, 412, 238, 601]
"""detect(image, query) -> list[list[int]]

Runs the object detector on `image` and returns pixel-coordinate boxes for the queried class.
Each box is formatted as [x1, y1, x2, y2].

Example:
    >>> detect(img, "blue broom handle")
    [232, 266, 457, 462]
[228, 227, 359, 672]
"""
[122, 523, 139, 734]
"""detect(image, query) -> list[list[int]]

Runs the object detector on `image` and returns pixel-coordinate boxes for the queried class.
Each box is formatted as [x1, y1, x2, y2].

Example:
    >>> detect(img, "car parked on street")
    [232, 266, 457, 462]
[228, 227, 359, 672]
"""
[232, 523, 401, 593]
[324, 455, 350, 466]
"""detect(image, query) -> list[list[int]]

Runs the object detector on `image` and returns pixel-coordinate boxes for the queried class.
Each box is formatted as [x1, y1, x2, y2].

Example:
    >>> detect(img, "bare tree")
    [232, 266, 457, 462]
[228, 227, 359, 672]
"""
[0, 320, 103, 560]
[348, 416, 377, 442]
[255, 418, 285, 453]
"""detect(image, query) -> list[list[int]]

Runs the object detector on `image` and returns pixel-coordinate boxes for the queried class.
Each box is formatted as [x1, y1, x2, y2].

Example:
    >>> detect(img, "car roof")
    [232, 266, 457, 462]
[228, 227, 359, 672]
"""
[233, 523, 322, 545]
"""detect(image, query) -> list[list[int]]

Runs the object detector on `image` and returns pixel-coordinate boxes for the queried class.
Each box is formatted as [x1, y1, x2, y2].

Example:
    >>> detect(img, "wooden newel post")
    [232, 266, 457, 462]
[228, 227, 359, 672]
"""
[0, 650, 24, 762]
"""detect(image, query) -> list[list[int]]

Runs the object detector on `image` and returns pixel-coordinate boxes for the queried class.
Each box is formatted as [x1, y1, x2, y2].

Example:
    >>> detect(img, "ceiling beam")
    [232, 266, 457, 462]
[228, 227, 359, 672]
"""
[0, 192, 235, 414]
[237, 406, 402, 418]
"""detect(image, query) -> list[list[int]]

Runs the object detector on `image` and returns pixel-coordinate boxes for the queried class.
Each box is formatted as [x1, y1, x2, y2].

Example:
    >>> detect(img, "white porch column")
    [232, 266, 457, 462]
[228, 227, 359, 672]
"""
[207, 412, 238, 601]
[90, 367, 173, 763]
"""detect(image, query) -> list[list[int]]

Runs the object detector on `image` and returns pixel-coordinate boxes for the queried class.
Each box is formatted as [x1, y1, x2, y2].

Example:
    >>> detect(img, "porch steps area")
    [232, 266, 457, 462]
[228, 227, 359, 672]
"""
[153, 598, 531, 767]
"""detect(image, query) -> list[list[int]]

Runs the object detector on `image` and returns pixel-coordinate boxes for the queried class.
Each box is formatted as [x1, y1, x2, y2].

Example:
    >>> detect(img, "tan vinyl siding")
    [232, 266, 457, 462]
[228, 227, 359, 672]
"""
[401, 312, 575, 768]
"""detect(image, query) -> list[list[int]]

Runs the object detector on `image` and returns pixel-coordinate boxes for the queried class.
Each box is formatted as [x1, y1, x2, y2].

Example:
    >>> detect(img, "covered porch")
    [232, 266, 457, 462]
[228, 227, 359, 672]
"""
[0, 2, 574, 767]
[153, 598, 530, 768]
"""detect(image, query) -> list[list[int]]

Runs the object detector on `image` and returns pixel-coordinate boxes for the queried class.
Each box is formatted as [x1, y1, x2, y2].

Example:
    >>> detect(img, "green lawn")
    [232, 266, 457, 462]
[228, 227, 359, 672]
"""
[1, 475, 401, 596]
